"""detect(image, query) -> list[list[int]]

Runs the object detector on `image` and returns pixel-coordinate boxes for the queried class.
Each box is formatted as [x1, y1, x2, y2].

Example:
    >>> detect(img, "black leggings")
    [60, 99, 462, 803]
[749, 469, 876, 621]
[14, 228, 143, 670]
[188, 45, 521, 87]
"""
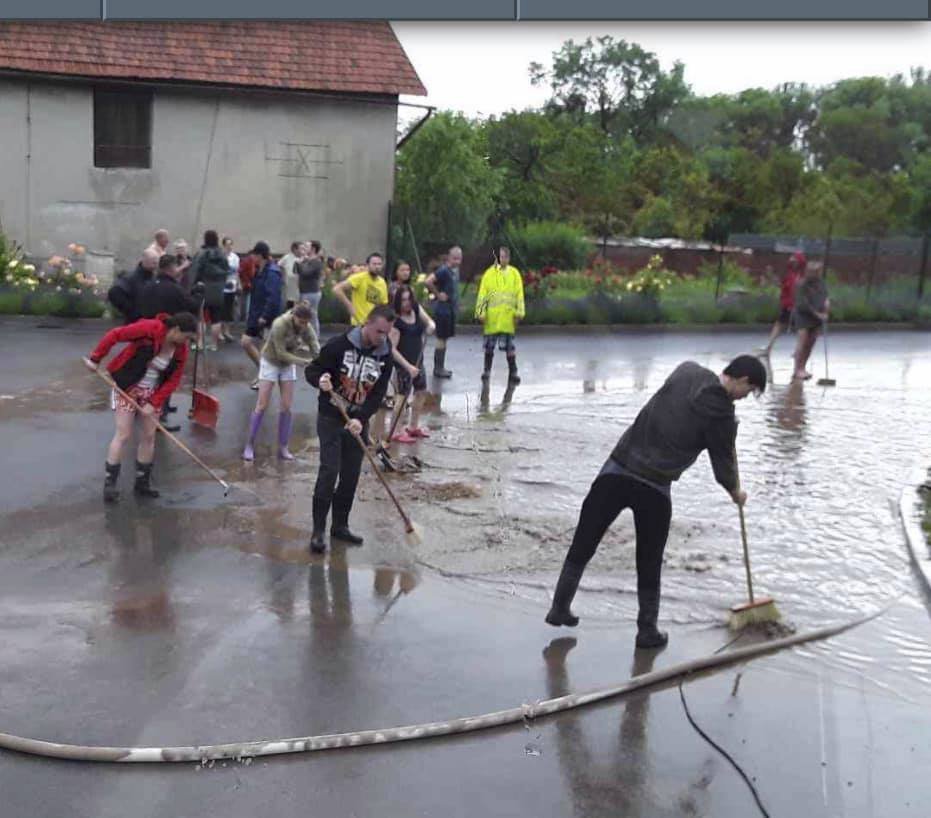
[313, 413, 366, 515]
[566, 473, 672, 595]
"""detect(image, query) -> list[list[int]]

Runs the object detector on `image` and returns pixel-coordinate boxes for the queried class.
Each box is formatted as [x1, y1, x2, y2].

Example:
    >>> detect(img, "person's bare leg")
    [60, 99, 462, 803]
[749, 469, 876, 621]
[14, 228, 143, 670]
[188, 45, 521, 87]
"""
[136, 413, 157, 464]
[277, 379, 296, 459]
[410, 391, 424, 431]
[209, 323, 222, 350]
[240, 334, 260, 367]
[107, 410, 134, 465]
[764, 321, 783, 355]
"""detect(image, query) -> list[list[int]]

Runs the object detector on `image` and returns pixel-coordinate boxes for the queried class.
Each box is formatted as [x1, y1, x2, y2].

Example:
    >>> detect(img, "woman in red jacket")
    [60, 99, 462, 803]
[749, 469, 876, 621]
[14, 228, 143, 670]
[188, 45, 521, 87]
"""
[83, 312, 198, 502]
[762, 251, 805, 356]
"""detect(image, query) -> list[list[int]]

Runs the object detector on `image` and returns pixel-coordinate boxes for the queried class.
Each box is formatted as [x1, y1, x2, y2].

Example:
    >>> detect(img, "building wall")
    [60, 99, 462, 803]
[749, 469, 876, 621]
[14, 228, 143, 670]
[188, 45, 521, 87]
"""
[0, 77, 398, 279]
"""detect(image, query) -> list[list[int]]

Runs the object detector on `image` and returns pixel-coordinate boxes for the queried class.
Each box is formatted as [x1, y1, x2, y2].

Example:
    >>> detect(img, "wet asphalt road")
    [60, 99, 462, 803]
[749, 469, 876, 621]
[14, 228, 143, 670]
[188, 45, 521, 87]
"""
[1, 316, 931, 817]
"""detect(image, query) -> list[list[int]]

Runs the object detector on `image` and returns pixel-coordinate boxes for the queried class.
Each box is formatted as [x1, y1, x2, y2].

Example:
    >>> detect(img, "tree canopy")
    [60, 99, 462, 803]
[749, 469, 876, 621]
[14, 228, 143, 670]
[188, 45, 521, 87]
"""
[396, 36, 931, 250]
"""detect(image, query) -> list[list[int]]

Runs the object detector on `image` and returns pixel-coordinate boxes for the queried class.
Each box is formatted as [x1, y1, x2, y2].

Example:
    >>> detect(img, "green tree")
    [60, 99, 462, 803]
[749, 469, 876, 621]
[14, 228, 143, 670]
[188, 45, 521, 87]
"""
[483, 110, 560, 224]
[395, 112, 501, 248]
[530, 36, 689, 144]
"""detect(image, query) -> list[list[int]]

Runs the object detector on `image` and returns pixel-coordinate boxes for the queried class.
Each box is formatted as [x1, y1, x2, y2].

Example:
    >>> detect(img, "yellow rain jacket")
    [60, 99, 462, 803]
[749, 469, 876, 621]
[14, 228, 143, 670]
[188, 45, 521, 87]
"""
[475, 264, 525, 335]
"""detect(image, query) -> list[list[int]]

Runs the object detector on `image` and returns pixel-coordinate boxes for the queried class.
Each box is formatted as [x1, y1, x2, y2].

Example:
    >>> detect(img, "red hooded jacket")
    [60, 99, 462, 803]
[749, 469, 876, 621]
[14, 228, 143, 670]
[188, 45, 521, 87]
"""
[89, 316, 188, 410]
[780, 252, 806, 310]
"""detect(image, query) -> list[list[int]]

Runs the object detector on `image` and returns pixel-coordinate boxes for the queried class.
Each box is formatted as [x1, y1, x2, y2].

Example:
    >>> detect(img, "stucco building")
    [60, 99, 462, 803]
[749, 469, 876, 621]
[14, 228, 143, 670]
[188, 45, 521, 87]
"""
[0, 21, 425, 277]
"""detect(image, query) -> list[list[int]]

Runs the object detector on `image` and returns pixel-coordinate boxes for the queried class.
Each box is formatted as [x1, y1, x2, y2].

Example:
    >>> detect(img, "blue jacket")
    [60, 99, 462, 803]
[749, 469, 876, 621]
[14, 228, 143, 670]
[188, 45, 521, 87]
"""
[247, 261, 282, 327]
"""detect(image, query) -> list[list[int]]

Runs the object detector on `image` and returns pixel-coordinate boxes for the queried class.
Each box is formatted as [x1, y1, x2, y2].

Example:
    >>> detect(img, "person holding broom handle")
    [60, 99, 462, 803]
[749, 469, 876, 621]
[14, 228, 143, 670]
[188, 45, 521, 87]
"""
[82, 312, 198, 503]
[545, 355, 766, 650]
[242, 302, 320, 462]
[305, 305, 396, 554]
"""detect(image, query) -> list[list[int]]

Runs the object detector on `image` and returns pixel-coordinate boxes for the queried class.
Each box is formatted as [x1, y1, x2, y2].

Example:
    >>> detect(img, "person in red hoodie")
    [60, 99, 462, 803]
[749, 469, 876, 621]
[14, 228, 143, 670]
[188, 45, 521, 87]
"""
[761, 251, 806, 356]
[83, 312, 198, 503]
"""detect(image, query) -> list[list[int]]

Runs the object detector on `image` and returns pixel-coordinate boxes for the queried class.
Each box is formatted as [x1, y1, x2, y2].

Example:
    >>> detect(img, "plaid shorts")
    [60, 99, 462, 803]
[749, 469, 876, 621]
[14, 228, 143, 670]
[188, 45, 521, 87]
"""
[483, 333, 515, 353]
[112, 384, 154, 414]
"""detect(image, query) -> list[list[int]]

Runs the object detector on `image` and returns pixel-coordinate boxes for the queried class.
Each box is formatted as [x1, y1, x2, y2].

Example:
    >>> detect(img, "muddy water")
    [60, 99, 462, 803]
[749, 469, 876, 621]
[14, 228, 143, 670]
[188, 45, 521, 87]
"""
[396, 332, 931, 699]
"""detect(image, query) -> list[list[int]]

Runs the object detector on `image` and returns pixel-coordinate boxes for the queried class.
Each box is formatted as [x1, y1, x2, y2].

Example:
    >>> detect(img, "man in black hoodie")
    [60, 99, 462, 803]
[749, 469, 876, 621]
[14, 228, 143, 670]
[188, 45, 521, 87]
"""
[545, 355, 767, 650]
[138, 254, 201, 319]
[305, 305, 396, 553]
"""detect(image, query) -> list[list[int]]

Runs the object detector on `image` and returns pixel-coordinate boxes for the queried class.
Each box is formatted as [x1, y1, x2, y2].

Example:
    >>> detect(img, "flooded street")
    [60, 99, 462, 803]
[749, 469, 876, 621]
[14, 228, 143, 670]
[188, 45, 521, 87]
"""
[1, 318, 930, 817]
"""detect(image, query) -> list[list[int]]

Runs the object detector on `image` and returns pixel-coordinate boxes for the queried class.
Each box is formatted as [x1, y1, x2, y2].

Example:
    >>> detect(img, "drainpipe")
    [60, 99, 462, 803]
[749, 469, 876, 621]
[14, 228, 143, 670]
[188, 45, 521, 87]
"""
[25, 81, 32, 252]
[395, 106, 434, 151]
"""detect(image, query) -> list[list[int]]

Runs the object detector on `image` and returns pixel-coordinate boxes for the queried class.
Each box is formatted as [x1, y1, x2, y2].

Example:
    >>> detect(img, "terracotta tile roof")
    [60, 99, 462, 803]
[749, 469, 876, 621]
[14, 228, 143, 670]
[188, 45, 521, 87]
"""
[0, 21, 426, 96]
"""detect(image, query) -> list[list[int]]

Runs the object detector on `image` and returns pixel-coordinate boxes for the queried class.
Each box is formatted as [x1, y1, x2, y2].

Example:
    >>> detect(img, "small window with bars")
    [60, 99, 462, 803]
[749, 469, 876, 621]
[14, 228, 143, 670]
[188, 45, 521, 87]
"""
[93, 88, 152, 169]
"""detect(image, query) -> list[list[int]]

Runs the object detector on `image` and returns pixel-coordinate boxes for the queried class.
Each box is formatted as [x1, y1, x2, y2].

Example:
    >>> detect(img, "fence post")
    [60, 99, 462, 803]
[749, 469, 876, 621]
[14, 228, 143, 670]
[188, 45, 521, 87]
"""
[714, 240, 725, 301]
[823, 220, 834, 281]
[918, 233, 929, 300]
[866, 237, 879, 302]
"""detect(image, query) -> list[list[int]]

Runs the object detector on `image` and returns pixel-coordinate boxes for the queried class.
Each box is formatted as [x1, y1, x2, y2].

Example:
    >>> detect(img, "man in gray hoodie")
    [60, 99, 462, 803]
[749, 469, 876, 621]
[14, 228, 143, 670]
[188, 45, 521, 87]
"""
[545, 355, 767, 649]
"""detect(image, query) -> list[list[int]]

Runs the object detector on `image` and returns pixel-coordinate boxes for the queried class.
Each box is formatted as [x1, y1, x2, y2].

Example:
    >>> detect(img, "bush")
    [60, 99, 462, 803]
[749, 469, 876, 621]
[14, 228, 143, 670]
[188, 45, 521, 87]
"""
[0, 287, 105, 318]
[508, 221, 590, 271]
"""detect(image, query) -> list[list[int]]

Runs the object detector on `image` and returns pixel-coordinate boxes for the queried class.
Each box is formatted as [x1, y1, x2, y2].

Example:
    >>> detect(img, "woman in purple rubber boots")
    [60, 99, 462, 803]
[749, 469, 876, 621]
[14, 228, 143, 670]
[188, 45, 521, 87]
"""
[242, 302, 319, 461]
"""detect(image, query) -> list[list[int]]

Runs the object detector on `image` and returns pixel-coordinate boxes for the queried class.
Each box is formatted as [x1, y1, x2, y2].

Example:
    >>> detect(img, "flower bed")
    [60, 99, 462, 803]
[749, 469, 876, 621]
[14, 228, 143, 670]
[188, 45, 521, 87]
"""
[1, 240, 106, 318]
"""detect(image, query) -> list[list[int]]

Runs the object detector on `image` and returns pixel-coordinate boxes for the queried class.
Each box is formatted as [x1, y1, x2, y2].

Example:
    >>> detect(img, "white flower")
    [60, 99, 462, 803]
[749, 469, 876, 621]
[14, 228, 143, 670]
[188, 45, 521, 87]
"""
[23, 264, 35, 273]
[56, 286, 62, 292]
[7, 260, 18, 269]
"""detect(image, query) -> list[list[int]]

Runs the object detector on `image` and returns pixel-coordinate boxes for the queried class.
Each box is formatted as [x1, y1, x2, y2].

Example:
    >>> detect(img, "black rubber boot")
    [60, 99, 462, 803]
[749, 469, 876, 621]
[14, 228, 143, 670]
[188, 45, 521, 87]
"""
[545, 560, 584, 627]
[133, 461, 160, 499]
[507, 356, 521, 385]
[103, 462, 121, 503]
[635, 588, 668, 649]
[310, 496, 329, 553]
[433, 348, 452, 379]
[481, 351, 494, 381]
[331, 498, 363, 545]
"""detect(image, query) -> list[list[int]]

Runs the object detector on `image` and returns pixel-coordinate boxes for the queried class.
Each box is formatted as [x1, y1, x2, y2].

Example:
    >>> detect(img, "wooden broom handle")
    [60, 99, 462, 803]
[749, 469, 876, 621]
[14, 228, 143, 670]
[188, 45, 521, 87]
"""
[330, 395, 414, 532]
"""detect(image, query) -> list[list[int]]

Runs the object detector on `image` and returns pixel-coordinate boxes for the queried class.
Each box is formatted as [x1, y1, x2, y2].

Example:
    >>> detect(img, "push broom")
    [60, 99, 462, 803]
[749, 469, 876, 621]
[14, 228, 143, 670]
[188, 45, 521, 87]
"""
[329, 393, 422, 547]
[728, 443, 780, 630]
[816, 318, 836, 387]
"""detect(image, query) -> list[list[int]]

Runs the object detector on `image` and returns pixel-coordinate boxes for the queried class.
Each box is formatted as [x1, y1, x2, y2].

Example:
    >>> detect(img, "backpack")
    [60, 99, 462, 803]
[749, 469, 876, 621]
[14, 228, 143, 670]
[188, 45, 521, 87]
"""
[107, 272, 135, 316]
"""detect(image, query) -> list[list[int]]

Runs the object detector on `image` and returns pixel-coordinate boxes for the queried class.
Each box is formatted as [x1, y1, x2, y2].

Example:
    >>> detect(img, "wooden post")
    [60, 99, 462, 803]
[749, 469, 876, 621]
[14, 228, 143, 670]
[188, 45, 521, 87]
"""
[866, 237, 879, 302]
[918, 233, 929, 299]
[714, 241, 725, 301]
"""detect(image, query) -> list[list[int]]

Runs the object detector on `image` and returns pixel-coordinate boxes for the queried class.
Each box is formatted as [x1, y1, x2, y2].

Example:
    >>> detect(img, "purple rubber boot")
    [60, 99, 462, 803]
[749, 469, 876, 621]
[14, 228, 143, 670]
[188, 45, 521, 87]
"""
[277, 410, 294, 460]
[242, 410, 265, 461]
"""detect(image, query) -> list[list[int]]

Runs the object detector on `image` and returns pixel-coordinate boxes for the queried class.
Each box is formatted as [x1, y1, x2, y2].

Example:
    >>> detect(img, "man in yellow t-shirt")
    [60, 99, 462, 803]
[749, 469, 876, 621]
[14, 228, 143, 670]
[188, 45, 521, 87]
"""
[475, 245, 525, 384]
[332, 252, 389, 326]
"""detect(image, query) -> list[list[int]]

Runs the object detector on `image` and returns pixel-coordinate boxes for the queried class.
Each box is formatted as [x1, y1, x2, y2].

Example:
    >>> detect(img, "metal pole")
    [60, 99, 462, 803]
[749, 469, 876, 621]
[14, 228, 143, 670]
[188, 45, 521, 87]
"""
[714, 241, 725, 301]
[866, 237, 879, 302]
[918, 233, 929, 300]
[823, 219, 834, 281]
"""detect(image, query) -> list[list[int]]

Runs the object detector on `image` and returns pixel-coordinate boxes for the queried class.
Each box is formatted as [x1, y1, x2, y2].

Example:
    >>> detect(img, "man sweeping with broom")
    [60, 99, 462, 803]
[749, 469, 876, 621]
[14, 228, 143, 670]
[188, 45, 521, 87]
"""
[305, 305, 396, 554]
[545, 355, 767, 649]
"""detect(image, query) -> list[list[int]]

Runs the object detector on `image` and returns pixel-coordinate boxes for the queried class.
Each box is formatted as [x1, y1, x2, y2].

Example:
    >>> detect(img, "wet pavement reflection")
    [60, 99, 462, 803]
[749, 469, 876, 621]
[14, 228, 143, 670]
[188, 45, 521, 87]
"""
[2, 321, 931, 816]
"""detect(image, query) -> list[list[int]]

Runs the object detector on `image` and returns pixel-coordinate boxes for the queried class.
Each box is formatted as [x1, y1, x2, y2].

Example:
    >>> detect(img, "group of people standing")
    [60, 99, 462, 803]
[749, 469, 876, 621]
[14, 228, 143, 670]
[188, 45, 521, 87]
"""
[88, 233, 532, 530]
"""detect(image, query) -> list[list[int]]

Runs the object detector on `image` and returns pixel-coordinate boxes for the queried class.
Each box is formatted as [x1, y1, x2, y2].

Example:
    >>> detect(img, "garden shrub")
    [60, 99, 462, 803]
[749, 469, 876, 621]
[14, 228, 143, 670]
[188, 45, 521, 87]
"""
[508, 221, 590, 271]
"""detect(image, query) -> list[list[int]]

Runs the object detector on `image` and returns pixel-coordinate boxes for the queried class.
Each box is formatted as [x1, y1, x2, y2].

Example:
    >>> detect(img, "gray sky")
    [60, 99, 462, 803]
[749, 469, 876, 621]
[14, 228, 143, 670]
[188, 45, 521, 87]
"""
[393, 21, 931, 124]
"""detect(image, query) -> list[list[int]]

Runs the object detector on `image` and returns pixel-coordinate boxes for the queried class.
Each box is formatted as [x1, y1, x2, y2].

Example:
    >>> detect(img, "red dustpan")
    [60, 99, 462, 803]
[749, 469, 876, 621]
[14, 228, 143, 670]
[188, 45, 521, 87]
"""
[189, 307, 219, 429]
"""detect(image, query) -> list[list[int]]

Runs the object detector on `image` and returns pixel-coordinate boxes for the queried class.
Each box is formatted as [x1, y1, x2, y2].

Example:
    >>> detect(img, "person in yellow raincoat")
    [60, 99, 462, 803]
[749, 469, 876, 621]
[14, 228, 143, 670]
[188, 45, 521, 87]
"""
[475, 246, 525, 384]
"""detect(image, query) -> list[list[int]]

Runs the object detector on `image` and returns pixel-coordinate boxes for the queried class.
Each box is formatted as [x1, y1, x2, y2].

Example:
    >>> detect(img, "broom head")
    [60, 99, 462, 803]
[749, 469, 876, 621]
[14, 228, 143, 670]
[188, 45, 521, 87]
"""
[191, 388, 219, 429]
[817, 377, 836, 386]
[404, 520, 423, 547]
[728, 596, 781, 631]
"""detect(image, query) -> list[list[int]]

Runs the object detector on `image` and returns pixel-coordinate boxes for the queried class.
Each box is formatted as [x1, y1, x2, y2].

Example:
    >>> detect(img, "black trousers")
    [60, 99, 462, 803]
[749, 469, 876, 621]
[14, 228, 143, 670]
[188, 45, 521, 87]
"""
[312, 413, 366, 529]
[566, 473, 672, 596]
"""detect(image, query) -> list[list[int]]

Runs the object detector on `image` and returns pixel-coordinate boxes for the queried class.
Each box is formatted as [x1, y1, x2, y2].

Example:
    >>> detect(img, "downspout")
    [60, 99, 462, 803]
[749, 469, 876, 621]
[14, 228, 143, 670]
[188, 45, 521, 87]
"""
[395, 106, 434, 152]
[25, 81, 32, 252]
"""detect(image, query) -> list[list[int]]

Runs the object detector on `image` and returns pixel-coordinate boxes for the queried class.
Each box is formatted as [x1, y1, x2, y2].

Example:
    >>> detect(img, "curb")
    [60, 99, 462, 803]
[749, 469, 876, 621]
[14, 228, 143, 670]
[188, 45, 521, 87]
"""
[899, 468, 931, 593]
